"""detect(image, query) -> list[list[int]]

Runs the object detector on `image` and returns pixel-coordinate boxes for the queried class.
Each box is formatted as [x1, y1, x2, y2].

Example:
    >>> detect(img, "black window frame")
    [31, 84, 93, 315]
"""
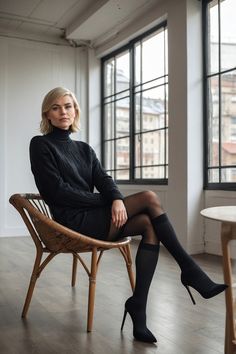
[101, 21, 168, 185]
[203, 0, 236, 190]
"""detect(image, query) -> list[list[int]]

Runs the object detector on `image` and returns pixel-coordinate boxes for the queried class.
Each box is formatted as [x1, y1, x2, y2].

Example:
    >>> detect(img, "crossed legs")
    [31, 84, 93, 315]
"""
[107, 191, 162, 243]
[106, 191, 227, 343]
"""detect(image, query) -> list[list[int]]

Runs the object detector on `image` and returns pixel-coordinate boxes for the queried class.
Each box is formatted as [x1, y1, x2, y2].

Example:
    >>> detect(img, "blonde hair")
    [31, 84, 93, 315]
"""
[40, 87, 80, 134]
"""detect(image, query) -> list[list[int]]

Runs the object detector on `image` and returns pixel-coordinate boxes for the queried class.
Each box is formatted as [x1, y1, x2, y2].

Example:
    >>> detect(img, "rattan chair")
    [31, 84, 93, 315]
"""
[9, 193, 135, 332]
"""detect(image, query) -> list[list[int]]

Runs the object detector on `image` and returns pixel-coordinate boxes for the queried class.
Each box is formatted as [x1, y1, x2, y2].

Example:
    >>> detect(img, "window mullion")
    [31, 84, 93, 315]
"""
[130, 45, 135, 182]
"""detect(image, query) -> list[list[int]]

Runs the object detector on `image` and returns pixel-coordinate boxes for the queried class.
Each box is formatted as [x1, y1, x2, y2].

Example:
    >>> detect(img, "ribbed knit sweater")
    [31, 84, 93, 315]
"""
[30, 127, 123, 226]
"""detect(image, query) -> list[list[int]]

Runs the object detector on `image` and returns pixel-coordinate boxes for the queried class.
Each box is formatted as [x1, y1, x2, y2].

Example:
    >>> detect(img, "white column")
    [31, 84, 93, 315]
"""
[167, 0, 204, 253]
[186, 0, 204, 253]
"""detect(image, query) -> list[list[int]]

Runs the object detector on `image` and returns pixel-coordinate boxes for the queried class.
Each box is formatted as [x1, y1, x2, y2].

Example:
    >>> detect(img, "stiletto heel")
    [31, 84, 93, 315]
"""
[121, 308, 127, 331]
[181, 267, 227, 302]
[183, 285, 196, 305]
[151, 214, 228, 301]
[121, 297, 157, 343]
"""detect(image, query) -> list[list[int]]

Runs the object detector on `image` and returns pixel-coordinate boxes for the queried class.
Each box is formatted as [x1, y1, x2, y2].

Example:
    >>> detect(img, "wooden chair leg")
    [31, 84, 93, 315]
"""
[87, 247, 98, 332]
[125, 244, 135, 291]
[71, 254, 78, 287]
[119, 244, 135, 291]
[22, 249, 43, 318]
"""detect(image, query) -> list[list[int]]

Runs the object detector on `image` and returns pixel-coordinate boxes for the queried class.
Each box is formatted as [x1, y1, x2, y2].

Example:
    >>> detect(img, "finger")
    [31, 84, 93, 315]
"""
[111, 208, 117, 224]
[121, 210, 127, 224]
[113, 215, 120, 228]
[116, 215, 123, 228]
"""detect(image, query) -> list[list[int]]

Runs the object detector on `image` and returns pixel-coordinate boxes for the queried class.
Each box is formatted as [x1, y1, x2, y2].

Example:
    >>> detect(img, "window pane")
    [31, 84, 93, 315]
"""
[142, 131, 165, 165]
[142, 30, 165, 82]
[116, 137, 130, 170]
[104, 141, 114, 170]
[104, 103, 114, 139]
[221, 0, 236, 71]
[135, 93, 141, 133]
[116, 51, 130, 92]
[116, 169, 129, 180]
[104, 59, 114, 96]
[165, 128, 169, 166]
[135, 131, 166, 169]
[164, 29, 168, 75]
[222, 144, 236, 167]
[135, 134, 142, 167]
[135, 166, 165, 179]
[221, 71, 236, 166]
[209, 1, 219, 74]
[116, 97, 130, 137]
[208, 168, 219, 183]
[208, 76, 219, 166]
[221, 168, 236, 182]
[134, 43, 141, 85]
[142, 87, 166, 131]
[165, 84, 169, 125]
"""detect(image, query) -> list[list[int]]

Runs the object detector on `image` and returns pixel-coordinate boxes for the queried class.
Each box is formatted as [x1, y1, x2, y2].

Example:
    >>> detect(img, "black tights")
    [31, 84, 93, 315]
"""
[107, 191, 163, 244]
[107, 191, 227, 325]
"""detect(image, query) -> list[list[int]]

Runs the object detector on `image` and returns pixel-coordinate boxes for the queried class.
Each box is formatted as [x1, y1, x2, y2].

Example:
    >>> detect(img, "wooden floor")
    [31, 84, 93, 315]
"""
[0, 236, 227, 354]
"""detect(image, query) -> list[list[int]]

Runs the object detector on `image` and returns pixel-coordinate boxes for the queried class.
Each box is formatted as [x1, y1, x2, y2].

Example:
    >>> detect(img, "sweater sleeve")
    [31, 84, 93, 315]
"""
[30, 137, 107, 208]
[90, 146, 124, 202]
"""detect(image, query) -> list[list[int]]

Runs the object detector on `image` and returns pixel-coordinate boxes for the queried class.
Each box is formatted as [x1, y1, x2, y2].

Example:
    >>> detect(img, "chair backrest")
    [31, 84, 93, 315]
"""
[9, 194, 75, 252]
[9, 194, 131, 253]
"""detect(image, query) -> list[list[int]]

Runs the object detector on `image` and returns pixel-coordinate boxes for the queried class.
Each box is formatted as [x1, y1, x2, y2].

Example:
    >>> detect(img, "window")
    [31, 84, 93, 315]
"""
[101, 23, 168, 183]
[203, 0, 236, 188]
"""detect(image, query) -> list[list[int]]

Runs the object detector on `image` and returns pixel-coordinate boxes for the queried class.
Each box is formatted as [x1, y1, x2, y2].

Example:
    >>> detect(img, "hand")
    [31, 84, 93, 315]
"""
[111, 199, 128, 229]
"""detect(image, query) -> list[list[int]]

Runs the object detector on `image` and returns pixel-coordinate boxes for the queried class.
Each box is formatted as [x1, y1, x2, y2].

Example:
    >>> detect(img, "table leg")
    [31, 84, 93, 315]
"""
[221, 222, 236, 354]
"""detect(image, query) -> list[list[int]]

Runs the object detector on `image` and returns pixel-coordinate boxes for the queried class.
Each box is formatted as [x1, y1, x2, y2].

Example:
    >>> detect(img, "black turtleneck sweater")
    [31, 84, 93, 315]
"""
[29, 127, 124, 238]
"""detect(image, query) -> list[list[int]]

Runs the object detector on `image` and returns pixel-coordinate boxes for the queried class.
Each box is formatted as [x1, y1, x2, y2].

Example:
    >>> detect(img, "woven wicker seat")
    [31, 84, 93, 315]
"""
[9, 193, 135, 332]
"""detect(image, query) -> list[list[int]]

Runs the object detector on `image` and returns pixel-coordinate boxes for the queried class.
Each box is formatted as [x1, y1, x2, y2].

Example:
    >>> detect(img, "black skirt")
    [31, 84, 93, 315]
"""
[53, 205, 112, 240]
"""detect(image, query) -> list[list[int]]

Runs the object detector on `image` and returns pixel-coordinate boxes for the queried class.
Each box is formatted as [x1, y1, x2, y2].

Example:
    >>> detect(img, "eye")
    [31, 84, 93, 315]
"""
[51, 106, 58, 111]
[65, 104, 72, 109]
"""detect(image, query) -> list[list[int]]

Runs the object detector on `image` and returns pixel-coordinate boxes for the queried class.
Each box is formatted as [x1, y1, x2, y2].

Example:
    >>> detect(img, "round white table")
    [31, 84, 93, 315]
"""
[201, 206, 236, 354]
[200, 206, 236, 224]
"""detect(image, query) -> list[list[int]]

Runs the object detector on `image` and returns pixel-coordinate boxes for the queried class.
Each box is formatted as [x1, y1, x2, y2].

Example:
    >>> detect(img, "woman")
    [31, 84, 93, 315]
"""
[30, 87, 227, 344]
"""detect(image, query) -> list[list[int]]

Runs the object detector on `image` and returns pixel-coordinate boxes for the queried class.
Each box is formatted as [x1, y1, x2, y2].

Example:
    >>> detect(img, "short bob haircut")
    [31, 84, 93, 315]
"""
[40, 87, 80, 134]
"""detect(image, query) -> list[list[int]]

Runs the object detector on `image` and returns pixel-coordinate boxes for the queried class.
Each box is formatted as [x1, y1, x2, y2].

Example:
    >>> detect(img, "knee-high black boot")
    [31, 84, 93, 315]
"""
[121, 242, 159, 343]
[152, 214, 227, 304]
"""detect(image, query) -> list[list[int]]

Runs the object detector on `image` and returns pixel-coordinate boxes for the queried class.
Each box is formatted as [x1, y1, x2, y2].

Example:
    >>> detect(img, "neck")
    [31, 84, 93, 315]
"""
[48, 126, 71, 141]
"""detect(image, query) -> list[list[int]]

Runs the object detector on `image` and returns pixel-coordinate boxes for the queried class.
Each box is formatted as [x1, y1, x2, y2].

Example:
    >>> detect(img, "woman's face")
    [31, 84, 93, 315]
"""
[46, 95, 76, 130]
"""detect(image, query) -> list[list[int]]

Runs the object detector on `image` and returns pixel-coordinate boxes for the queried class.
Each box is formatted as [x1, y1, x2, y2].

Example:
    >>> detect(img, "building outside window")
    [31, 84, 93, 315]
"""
[203, 0, 236, 188]
[101, 22, 168, 183]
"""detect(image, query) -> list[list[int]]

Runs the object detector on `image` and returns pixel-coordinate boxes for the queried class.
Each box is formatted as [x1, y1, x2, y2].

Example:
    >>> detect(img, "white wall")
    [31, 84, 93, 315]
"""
[0, 37, 77, 236]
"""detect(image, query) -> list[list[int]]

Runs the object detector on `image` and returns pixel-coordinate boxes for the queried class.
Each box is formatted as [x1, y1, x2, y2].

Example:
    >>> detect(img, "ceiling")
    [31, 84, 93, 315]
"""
[0, 0, 160, 48]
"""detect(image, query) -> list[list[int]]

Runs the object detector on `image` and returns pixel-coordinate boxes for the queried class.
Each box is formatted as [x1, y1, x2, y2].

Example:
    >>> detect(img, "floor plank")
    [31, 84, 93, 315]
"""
[0, 236, 226, 354]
